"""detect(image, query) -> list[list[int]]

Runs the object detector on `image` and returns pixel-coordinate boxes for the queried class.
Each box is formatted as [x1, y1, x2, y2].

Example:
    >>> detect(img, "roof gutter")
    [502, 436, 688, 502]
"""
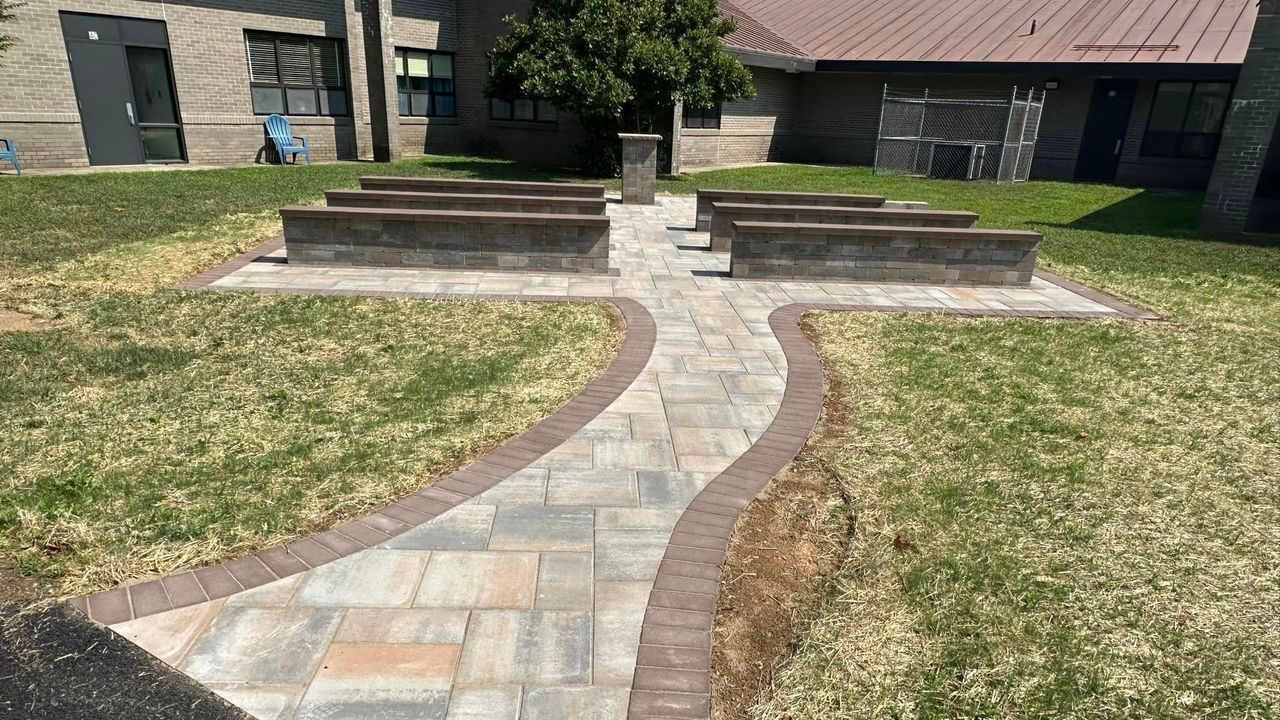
[726, 46, 817, 73]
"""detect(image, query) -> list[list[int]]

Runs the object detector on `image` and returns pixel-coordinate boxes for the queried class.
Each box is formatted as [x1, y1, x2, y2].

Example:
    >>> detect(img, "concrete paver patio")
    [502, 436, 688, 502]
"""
[106, 195, 1129, 719]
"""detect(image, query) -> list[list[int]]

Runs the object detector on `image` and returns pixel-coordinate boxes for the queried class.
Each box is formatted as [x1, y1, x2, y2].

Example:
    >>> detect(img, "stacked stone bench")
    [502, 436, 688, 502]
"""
[694, 189, 887, 231]
[708, 203, 978, 252]
[361, 176, 606, 199]
[282, 205, 610, 273]
[326, 189, 607, 216]
[729, 223, 1042, 286]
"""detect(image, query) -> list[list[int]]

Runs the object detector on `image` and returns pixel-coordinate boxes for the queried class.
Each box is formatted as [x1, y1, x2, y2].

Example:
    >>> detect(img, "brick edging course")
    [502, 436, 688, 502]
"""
[69, 242, 657, 626]
[625, 294, 1159, 719]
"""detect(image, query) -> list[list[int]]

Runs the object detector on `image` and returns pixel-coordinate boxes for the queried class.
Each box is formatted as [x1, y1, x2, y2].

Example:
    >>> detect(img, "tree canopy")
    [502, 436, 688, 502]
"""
[488, 0, 754, 140]
[0, 2, 22, 60]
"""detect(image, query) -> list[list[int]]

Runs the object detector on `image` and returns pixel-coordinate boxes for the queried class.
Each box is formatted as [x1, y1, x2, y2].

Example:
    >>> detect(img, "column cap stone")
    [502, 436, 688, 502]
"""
[618, 133, 663, 141]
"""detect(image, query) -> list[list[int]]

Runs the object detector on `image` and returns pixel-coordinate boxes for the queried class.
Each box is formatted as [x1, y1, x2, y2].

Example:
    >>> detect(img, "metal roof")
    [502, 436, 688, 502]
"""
[721, 0, 807, 58]
[722, 0, 1258, 64]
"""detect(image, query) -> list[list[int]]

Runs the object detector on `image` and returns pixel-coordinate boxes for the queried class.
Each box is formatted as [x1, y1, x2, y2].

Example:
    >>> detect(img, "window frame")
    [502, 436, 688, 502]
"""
[394, 48, 456, 118]
[489, 95, 558, 123]
[1140, 80, 1233, 160]
[245, 30, 350, 118]
[682, 103, 722, 130]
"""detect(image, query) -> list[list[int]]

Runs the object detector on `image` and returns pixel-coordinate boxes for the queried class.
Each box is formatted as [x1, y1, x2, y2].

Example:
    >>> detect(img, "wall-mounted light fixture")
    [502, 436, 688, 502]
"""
[1044, 80, 1060, 90]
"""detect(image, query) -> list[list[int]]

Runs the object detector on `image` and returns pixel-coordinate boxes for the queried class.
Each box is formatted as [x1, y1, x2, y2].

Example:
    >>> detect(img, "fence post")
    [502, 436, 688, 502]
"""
[911, 88, 929, 176]
[1011, 87, 1033, 182]
[873, 83, 887, 175]
[998, 86, 1018, 184]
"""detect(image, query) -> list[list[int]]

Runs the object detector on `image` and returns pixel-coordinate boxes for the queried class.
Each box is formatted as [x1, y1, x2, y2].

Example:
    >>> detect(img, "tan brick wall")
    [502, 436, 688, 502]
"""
[678, 67, 798, 169]
[391, 0, 462, 157]
[0, 0, 375, 169]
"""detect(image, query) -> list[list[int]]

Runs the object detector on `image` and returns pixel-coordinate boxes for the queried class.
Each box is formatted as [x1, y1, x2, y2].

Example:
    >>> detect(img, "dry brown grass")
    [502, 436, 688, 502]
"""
[0, 172, 619, 601]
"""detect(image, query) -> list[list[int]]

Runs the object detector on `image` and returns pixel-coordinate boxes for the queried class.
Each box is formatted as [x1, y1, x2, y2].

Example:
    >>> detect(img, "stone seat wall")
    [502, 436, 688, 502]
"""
[282, 206, 611, 274]
[326, 190, 608, 216]
[694, 189, 886, 231]
[729, 221, 1041, 286]
[360, 176, 606, 199]
[708, 203, 978, 252]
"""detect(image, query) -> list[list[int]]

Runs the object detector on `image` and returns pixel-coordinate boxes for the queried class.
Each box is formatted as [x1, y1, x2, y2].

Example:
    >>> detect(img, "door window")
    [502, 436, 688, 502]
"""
[126, 46, 184, 161]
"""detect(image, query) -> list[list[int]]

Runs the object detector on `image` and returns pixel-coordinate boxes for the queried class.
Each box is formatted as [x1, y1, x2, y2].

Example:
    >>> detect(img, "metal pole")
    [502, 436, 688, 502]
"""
[873, 83, 887, 175]
[998, 85, 1018, 184]
[910, 88, 928, 176]
[1011, 87, 1032, 182]
[1018, 88, 1043, 183]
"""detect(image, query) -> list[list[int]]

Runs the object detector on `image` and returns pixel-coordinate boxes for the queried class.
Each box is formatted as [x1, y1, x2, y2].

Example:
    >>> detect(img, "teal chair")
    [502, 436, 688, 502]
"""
[0, 138, 20, 175]
[264, 115, 311, 165]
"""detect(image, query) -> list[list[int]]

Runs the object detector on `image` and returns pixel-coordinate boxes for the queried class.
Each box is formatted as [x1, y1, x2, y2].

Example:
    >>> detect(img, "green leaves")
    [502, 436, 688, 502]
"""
[488, 0, 755, 133]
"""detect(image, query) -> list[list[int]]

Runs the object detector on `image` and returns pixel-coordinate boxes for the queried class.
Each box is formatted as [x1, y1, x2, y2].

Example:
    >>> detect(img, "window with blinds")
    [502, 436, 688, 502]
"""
[394, 49, 456, 118]
[245, 30, 349, 117]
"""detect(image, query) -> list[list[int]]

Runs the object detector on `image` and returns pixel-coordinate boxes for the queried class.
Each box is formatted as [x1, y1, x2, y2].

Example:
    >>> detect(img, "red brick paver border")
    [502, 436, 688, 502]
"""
[69, 241, 657, 625]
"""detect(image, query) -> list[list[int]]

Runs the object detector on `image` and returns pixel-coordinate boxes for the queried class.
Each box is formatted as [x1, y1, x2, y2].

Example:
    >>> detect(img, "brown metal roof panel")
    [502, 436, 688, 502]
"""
[929, 0, 1047, 62]
[1157, 0, 1230, 62]
[969, 0, 1068, 62]
[987, 0, 1093, 61]
[1186, 0, 1251, 62]
[720, 0, 808, 57]
[1104, 0, 1183, 62]
[723, 0, 1257, 64]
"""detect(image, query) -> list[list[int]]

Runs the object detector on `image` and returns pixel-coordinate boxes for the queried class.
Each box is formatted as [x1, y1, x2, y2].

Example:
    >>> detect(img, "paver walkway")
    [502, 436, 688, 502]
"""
[103, 195, 1130, 720]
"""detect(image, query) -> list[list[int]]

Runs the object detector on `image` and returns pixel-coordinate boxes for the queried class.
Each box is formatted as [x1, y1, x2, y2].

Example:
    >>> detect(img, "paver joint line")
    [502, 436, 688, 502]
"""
[76, 193, 1153, 720]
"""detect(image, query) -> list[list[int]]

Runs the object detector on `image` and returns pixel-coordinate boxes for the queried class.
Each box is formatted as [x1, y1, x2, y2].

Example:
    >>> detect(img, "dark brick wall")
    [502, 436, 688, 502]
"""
[1201, 0, 1280, 233]
[696, 70, 1238, 189]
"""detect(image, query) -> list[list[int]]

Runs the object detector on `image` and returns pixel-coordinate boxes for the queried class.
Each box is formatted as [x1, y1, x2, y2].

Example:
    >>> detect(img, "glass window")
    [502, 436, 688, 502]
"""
[395, 48, 456, 118]
[139, 127, 183, 162]
[682, 103, 722, 130]
[488, 94, 557, 122]
[1142, 81, 1233, 159]
[245, 31, 349, 117]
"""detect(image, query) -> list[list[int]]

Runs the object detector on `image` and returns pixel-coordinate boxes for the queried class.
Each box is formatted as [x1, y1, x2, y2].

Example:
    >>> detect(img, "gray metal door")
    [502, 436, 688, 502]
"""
[65, 39, 145, 166]
[61, 12, 185, 166]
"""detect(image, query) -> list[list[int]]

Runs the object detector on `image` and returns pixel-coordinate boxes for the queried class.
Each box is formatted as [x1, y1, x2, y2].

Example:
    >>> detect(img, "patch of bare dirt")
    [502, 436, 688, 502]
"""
[712, 315, 859, 719]
[0, 307, 39, 333]
[711, 457, 853, 717]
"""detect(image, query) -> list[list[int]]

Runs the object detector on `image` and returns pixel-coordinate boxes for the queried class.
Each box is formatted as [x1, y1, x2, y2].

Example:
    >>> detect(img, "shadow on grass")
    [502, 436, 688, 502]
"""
[1035, 189, 1204, 240]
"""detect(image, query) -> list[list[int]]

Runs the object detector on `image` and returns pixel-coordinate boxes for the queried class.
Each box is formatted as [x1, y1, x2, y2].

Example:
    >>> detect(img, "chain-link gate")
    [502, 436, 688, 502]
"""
[873, 86, 1045, 183]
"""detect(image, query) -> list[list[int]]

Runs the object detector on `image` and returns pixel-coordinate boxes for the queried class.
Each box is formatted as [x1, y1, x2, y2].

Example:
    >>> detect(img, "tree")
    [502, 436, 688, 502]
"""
[488, 0, 755, 172]
[0, 1, 22, 60]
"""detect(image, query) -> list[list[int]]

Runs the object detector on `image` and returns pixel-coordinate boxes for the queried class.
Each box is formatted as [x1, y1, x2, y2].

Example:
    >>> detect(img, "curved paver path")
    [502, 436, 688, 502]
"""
[81, 195, 1149, 720]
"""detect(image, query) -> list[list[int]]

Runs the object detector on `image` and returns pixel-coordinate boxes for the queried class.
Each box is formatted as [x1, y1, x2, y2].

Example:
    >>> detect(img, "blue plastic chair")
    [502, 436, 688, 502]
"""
[0, 138, 20, 175]
[264, 115, 311, 166]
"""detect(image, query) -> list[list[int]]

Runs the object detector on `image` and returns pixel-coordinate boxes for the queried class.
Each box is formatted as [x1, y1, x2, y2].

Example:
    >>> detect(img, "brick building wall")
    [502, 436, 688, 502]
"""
[450, 0, 584, 166]
[786, 72, 1094, 182]
[683, 70, 1237, 189]
[1201, 0, 1280, 233]
[677, 67, 799, 168]
[0, 0, 374, 169]
[391, 0, 462, 157]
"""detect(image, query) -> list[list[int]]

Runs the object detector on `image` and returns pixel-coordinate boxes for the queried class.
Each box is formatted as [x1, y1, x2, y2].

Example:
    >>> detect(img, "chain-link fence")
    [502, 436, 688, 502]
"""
[873, 86, 1045, 183]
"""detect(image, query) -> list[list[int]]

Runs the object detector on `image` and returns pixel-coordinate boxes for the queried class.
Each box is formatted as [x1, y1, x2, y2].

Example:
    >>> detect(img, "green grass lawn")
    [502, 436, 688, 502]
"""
[0, 156, 620, 600]
[697, 172, 1277, 718]
[2, 157, 1277, 714]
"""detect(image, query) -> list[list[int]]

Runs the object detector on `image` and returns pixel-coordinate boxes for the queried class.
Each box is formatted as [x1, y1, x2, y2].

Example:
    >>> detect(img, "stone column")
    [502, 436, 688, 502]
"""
[619, 133, 661, 205]
[361, 0, 401, 163]
[1200, 0, 1279, 234]
[670, 101, 684, 175]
